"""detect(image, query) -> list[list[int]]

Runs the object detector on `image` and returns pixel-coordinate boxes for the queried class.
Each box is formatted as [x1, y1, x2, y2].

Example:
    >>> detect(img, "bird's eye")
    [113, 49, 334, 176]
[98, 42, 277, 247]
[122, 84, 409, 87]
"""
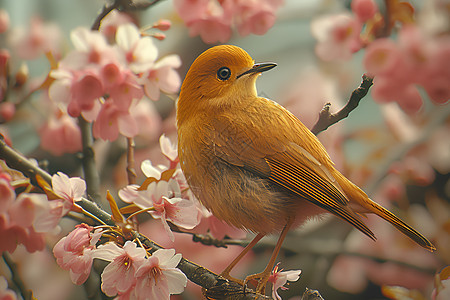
[217, 67, 231, 81]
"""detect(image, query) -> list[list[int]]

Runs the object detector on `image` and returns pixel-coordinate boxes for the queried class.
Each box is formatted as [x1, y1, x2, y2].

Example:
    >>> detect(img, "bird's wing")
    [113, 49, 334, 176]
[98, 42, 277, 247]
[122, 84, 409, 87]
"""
[207, 99, 375, 240]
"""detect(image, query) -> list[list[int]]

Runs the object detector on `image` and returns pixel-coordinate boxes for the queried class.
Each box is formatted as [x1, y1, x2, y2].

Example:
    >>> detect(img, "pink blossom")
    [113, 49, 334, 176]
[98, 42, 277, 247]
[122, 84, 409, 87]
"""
[140, 159, 168, 180]
[268, 262, 302, 300]
[118, 179, 199, 241]
[174, 0, 283, 43]
[129, 99, 162, 141]
[311, 13, 362, 61]
[0, 10, 9, 34]
[100, 62, 144, 111]
[234, 0, 278, 36]
[8, 17, 62, 60]
[99, 10, 134, 41]
[152, 19, 172, 31]
[363, 38, 402, 76]
[174, 0, 232, 44]
[40, 111, 82, 155]
[115, 23, 158, 74]
[53, 224, 103, 285]
[51, 172, 86, 214]
[197, 209, 246, 240]
[364, 25, 450, 112]
[92, 99, 138, 141]
[351, 0, 378, 22]
[0, 49, 10, 102]
[65, 27, 116, 69]
[94, 241, 146, 297]
[0, 177, 14, 214]
[0, 102, 15, 122]
[159, 134, 179, 168]
[49, 68, 104, 118]
[0, 191, 49, 253]
[142, 55, 181, 101]
[0, 276, 17, 300]
[134, 249, 187, 299]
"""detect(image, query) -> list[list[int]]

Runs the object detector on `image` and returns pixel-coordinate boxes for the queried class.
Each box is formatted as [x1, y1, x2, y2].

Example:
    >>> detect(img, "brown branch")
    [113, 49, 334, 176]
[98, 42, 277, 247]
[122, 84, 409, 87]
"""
[302, 288, 324, 300]
[311, 74, 373, 135]
[91, 1, 120, 31]
[126, 137, 137, 185]
[78, 117, 101, 203]
[0, 138, 271, 299]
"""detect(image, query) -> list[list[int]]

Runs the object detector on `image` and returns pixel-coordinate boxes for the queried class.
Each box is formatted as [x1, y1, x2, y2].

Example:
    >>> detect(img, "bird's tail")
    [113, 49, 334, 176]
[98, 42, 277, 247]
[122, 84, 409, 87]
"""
[334, 171, 436, 252]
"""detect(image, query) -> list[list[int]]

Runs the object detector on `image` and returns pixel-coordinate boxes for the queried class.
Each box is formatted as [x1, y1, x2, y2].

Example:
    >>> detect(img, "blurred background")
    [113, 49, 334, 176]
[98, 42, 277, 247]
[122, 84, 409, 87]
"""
[0, 0, 448, 299]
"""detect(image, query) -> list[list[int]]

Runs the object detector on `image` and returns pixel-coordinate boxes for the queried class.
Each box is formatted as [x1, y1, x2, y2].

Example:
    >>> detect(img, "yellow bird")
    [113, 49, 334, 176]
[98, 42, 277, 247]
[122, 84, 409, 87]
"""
[176, 45, 435, 294]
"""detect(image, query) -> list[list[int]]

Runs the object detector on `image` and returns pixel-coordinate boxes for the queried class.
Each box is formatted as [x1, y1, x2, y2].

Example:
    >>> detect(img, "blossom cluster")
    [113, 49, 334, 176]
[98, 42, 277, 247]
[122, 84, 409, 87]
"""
[364, 25, 450, 114]
[0, 169, 85, 253]
[173, 0, 284, 43]
[49, 21, 181, 142]
[311, 0, 449, 114]
[53, 225, 187, 299]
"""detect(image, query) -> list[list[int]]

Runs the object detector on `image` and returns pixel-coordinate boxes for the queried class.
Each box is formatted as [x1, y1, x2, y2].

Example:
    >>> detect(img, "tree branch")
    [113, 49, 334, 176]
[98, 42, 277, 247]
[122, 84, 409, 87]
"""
[311, 74, 373, 135]
[0, 138, 271, 299]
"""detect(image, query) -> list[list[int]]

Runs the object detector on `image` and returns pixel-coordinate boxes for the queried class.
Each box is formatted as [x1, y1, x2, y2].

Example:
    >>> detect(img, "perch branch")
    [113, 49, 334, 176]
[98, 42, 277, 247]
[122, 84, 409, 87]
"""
[0, 139, 271, 299]
[311, 74, 373, 135]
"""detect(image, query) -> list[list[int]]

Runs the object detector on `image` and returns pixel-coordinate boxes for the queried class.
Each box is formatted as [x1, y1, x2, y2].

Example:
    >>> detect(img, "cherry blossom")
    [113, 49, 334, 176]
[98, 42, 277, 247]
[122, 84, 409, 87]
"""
[0, 10, 9, 34]
[51, 172, 86, 213]
[119, 179, 199, 241]
[0, 276, 17, 300]
[174, 0, 232, 44]
[364, 25, 450, 114]
[53, 224, 103, 285]
[0, 102, 15, 122]
[115, 23, 158, 74]
[234, 0, 279, 37]
[8, 17, 62, 60]
[0, 177, 63, 252]
[159, 134, 179, 168]
[99, 10, 134, 41]
[173, 0, 283, 43]
[134, 249, 187, 299]
[40, 110, 82, 156]
[92, 99, 138, 141]
[142, 54, 181, 101]
[268, 262, 302, 300]
[94, 241, 146, 297]
[351, 0, 378, 22]
[311, 13, 362, 61]
[140, 159, 169, 180]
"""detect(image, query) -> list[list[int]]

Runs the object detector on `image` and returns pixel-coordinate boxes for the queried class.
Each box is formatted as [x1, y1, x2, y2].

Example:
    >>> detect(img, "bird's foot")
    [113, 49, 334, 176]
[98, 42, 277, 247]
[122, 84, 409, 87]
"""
[244, 271, 271, 295]
[219, 271, 244, 286]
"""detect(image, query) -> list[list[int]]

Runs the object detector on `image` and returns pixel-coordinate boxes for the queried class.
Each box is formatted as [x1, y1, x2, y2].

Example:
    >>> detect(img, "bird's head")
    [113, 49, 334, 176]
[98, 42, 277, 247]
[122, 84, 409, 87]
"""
[177, 45, 276, 125]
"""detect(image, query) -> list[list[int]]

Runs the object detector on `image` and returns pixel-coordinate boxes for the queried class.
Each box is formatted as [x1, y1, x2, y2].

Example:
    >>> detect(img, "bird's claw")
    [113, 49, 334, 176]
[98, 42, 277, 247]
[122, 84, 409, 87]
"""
[244, 272, 270, 294]
[219, 271, 244, 286]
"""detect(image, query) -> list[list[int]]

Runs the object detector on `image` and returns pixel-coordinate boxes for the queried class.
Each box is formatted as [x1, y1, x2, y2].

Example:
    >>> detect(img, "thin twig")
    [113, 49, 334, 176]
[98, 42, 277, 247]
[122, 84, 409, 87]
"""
[78, 117, 101, 203]
[311, 75, 374, 135]
[2, 253, 33, 300]
[126, 137, 137, 184]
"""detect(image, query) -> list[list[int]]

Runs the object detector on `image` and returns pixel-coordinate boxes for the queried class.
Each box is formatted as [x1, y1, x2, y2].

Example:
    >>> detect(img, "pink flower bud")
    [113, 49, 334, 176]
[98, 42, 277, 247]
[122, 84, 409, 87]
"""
[152, 32, 166, 41]
[0, 102, 15, 121]
[351, 0, 378, 22]
[153, 19, 171, 31]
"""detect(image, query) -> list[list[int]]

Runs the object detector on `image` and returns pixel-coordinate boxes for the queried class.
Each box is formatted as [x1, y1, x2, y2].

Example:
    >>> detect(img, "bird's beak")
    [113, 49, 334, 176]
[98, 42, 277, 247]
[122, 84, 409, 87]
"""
[237, 62, 277, 79]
